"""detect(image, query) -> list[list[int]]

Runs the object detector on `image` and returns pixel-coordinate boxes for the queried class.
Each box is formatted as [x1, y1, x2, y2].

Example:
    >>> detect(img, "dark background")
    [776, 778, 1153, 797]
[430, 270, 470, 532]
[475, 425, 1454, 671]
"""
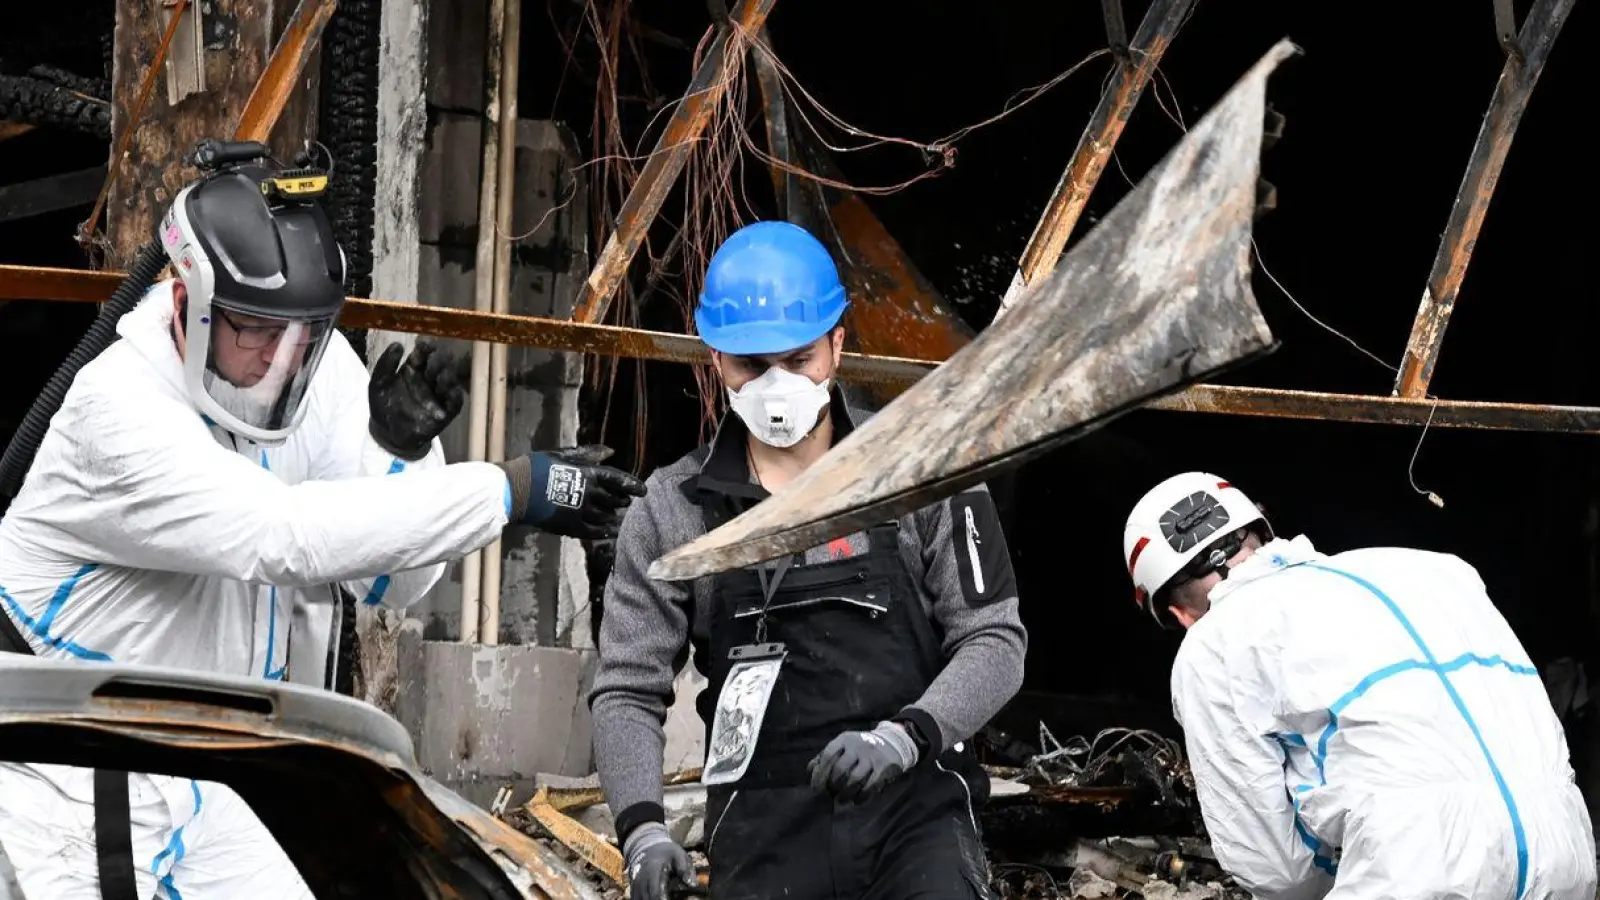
[3, 0, 1595, 735]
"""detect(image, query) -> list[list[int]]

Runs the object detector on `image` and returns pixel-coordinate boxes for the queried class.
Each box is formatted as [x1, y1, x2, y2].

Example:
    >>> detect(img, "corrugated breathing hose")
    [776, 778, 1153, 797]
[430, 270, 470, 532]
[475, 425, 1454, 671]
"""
[0, 240, 168, 503]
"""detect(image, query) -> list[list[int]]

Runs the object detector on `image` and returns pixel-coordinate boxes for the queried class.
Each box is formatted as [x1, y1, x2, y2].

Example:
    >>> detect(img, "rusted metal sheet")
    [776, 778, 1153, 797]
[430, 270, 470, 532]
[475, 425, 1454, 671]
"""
[829, 190, 975, 362]
[10, 262, 1600, 433]
[1393, 0, 1574, 398]
[570, 0, 778, 325]
[233, 0, 337, 144]
[648, 42, 1298, 582]
[995, 0, 1197, 320]
[1148, 384, 1600, 433]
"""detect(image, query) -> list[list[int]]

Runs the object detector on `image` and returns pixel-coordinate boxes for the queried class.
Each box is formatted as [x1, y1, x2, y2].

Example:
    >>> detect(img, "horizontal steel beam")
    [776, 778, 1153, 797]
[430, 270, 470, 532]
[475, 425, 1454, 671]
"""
[1146, 384, 1600, 433]
[3, 262, 1597, 434]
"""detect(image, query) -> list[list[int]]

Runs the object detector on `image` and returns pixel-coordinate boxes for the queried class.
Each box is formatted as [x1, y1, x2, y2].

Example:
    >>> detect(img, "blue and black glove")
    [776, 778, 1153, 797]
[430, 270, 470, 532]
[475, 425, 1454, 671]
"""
[496, 444, 647, 540]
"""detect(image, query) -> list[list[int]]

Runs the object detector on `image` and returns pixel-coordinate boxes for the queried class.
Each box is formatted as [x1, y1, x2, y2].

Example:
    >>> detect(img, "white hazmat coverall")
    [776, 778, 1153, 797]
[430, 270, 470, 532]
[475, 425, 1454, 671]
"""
[1171, 534, 1596, 900]
[0, 282, 513, 899]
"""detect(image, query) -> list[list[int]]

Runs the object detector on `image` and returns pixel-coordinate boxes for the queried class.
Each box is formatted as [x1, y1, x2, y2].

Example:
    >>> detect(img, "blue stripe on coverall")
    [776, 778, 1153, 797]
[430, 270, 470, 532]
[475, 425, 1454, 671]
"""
[258, 452, 287, 680]
[1302, 562, 1531, 899]
[151, 780, 203, 900]
[1268, 732, 1339, 876]
[0, 565, 111, 661]
[360, 458, 408, 607]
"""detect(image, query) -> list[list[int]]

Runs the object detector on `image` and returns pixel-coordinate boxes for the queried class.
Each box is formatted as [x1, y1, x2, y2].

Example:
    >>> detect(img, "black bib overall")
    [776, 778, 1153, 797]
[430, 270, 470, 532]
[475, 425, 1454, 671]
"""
[686, 452, 994, 900]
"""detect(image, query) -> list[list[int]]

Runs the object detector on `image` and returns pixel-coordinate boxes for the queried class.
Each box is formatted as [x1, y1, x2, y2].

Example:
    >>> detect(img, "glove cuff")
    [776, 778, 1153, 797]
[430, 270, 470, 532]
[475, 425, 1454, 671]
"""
[622, 821, 672, 870]
[495, 455, 533, 521]
[368, 420, 431, 462]
[873, 719, 920, 770]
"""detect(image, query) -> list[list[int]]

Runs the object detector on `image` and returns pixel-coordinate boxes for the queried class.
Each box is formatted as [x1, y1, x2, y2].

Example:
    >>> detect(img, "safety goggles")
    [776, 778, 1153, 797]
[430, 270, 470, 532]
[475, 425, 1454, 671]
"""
[213, 306, 332, 350]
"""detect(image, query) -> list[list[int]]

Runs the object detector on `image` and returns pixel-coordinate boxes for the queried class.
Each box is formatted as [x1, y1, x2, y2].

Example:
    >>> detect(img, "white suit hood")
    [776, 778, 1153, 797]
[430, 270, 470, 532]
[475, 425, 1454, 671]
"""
[115, 278, 188, 395]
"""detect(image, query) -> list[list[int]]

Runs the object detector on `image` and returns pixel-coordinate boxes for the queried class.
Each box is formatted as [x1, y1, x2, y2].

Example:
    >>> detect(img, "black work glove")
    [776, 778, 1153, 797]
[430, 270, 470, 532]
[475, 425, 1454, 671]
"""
[368, 340, 467, 461]
[496, 444, 648, 540]
[624, 823, 696, 900]
[808, 721, 920, 804]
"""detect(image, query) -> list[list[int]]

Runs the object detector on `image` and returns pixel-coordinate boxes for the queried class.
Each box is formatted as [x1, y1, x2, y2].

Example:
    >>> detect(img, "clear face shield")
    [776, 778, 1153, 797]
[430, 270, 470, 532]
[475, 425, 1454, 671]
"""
[183, 298, 337, 444]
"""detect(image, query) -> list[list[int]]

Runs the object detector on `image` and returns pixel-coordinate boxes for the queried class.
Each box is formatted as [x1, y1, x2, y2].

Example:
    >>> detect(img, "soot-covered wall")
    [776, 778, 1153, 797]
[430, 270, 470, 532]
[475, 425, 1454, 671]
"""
[527, 0, 1599, 731]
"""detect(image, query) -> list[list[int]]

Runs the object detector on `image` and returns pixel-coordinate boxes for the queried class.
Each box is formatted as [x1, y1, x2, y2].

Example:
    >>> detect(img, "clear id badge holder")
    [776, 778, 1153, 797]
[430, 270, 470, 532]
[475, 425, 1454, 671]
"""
[703, 559, 793, 786]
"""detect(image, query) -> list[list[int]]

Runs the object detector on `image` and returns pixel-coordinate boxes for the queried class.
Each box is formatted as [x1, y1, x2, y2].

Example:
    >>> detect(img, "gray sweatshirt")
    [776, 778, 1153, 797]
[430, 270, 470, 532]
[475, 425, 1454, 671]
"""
[588, 396, 1028, 840]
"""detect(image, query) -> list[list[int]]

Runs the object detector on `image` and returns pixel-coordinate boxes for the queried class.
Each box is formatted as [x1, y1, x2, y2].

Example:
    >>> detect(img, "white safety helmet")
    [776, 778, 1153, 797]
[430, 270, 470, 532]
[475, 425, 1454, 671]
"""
[1122, 472, 1273, 627]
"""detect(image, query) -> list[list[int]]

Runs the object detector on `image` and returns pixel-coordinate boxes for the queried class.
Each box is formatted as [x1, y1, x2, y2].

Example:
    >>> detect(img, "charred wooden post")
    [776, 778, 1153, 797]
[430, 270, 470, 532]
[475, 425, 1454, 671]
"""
[648, 41, 1301, 582]
[569, 0, 778, 325]
[104, 0, 323, 268]
[995, 0, 1197, 321]
[0, 74, 111, 141]
[1392, 0, 1575, 399]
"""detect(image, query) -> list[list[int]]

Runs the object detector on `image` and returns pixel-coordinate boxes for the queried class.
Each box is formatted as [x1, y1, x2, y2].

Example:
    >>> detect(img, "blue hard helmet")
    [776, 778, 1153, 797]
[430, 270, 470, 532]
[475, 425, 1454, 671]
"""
[695, 221, 848, 355]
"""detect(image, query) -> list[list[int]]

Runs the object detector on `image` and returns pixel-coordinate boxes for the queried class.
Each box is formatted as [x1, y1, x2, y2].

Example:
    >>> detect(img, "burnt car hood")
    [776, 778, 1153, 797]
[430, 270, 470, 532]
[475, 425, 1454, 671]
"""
[0, 655, 602, 900]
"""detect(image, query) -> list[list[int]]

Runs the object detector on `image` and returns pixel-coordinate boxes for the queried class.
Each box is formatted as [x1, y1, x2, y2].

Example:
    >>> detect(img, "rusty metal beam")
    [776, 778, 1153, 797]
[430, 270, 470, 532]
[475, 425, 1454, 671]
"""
[0, 123, 37, 142]
[996, 0, 1196, 319]
[7, 262, 1600, 434]
[1392, 0, 1574, 398]
[1148, 384, 1600, 433]
[523, 788, 627, 888]
[570, 0, 778, 325]
[234, 0, 338, 143]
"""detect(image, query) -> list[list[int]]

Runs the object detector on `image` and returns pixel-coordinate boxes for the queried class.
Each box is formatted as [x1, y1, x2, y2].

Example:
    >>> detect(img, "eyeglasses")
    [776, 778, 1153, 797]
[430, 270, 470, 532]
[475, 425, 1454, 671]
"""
[215, 308, 327, 350]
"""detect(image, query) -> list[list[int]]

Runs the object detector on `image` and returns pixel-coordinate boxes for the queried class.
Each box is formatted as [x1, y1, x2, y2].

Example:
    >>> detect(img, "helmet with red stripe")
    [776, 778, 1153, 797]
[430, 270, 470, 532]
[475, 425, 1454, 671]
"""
[1123, 472, 1273, 628]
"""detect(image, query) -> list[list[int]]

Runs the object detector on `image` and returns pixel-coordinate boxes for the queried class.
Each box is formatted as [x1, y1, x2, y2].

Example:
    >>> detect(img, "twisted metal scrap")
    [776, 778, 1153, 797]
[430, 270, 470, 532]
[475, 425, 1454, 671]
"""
[650, 40, 1300, 582]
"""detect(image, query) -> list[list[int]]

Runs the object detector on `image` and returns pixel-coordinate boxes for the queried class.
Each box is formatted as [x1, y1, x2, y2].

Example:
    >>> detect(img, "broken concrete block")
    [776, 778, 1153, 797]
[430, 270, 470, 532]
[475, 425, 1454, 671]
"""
[1066, 867, 1119, 898]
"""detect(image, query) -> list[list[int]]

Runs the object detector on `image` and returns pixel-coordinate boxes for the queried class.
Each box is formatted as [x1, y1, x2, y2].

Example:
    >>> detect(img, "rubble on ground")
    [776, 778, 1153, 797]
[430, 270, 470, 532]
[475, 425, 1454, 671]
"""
[500, 724, 1241, 899]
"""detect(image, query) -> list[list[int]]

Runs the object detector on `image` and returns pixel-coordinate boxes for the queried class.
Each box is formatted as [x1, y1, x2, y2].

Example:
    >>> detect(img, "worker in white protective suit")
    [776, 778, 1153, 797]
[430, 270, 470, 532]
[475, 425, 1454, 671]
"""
[0, 143, 646, 900]
[1121, 472, 1597, 900]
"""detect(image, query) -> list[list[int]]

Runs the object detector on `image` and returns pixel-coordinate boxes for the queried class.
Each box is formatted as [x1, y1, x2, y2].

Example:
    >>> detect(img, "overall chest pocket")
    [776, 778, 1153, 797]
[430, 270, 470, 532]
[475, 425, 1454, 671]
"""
[730, 571, 893, 623]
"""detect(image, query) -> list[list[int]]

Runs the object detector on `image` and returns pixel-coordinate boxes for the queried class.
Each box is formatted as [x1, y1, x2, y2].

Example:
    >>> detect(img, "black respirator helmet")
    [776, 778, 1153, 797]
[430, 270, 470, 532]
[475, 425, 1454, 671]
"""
[158, 139, 347, 445]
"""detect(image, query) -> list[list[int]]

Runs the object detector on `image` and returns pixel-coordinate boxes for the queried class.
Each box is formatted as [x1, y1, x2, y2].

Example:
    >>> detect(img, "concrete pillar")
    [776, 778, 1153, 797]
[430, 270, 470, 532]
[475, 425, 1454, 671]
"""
[394, 620, 598, 808]
[347, 0, 430, 713]
[410, 114, 592, 649]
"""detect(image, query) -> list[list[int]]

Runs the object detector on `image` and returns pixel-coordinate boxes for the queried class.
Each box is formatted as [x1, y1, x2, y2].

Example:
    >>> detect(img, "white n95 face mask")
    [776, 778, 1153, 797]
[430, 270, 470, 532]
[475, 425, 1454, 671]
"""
[727, 366, 831, 448]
